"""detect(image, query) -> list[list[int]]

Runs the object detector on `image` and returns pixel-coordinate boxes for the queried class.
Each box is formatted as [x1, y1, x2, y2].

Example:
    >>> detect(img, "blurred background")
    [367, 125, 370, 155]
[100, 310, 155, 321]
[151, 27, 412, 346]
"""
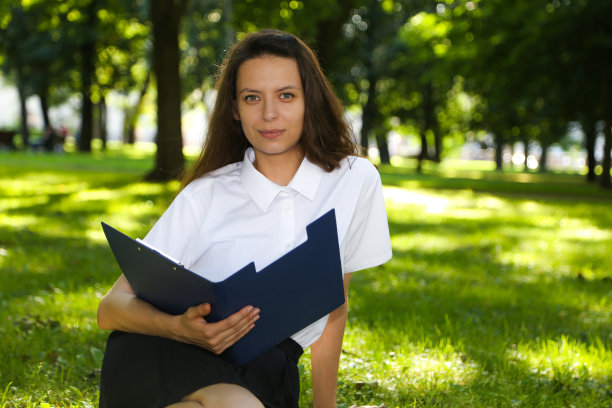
[0, 0, 610, 185]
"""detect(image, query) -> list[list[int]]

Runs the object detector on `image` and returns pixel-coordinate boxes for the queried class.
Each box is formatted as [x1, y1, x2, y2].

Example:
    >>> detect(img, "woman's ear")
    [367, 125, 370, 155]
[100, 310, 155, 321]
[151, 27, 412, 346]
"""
[232, 104, 240, 121]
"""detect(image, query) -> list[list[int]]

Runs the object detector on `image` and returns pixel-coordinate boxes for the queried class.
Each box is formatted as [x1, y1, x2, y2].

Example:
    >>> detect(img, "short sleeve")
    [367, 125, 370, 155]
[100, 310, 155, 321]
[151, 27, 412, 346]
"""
[143, 187, 204, 268]
[342, 164, 392, 273]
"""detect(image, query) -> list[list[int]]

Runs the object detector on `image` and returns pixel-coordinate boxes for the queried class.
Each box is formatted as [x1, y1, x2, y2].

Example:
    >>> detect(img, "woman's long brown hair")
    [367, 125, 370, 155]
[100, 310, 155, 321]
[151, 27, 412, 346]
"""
[181, 29, 359, 189]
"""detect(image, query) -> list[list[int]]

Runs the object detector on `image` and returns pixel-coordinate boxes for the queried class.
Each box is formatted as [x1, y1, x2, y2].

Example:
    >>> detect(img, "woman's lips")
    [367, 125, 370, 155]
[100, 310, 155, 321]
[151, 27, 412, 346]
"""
[258, 129, 284, 139]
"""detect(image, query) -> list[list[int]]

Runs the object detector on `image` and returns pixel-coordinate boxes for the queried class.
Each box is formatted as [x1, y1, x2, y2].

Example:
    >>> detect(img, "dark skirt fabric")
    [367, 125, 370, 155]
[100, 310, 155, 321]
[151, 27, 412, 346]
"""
[99, 331, 303, 408]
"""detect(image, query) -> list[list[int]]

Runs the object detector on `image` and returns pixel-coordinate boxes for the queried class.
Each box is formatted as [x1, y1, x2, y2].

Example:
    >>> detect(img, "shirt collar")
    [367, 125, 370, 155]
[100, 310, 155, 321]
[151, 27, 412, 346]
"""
[240, 148, 324, 211]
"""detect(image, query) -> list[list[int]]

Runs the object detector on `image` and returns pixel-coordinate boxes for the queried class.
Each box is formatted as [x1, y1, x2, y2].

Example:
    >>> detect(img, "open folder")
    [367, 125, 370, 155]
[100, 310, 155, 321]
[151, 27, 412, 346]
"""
[101, 209, 345, 366]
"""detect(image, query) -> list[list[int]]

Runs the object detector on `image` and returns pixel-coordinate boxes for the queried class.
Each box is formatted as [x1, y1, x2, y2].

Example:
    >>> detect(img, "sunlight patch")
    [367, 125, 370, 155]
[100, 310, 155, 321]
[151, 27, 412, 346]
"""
[560, 226, 611, 242]
[0, 195, 49, 212]
[384, 187, 449, 213]
[0, 214, 41, 228]
[447, 208, 496, 219]
[117, 182, 175, 196]
[520, 200, 544, 212]
[73, 188, 125, 202]
[476, 195, 506, 210]
[341, 331, 480, 392]
[507, 336, 612, 380]
[392, 233, 459, 252]
[406, 348, 479, 387]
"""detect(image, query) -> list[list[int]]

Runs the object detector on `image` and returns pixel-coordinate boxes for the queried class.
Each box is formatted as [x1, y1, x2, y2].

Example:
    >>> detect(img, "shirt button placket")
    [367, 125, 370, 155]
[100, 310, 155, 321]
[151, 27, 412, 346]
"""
[280, 192, 295, 252]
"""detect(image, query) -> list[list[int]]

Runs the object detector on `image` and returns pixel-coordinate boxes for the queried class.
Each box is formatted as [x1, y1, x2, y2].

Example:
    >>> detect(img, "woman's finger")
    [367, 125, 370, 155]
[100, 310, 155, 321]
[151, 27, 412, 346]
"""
[204, 308, 260, 353]
[213, 314, 260, 353]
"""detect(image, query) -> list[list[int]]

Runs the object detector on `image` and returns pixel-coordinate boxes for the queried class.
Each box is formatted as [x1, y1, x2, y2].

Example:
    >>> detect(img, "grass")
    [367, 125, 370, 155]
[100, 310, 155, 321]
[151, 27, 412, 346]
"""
[1, 146, 611, 407]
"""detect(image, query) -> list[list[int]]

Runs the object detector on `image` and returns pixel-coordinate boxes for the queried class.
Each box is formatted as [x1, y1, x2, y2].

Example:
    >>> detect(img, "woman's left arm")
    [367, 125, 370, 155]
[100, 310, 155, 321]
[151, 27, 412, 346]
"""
[310, 273, 352, 408]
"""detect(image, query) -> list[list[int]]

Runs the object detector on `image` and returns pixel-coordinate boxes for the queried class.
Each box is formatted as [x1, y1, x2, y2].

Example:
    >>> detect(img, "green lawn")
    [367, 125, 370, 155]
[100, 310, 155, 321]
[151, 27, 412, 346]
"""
[1, 148, 611, 407]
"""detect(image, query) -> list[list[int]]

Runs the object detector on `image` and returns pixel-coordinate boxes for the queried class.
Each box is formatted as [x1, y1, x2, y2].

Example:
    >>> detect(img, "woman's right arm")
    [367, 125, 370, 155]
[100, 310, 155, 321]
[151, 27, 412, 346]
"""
[97, 274, 260, 354]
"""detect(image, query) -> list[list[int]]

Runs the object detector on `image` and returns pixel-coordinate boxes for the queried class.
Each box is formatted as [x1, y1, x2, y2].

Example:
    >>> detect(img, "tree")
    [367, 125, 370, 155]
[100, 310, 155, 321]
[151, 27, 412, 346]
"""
[0, 0, 151, 153]
[0, 1, 70, 147]
[396, 9, 454, 171]
[451, 0, 612, 185]
[95, 1, 150, 148]
[322, 0, 420, 163]
[146, 0, 189, 180]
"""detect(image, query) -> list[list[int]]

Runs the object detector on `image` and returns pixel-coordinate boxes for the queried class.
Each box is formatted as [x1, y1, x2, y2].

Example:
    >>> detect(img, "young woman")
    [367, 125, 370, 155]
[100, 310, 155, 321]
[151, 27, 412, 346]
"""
[97, 29, 392, 408]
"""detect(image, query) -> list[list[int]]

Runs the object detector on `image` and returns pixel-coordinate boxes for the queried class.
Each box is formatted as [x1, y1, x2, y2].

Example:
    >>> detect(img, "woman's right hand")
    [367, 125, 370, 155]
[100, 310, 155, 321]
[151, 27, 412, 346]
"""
[170, 303, 260, 354]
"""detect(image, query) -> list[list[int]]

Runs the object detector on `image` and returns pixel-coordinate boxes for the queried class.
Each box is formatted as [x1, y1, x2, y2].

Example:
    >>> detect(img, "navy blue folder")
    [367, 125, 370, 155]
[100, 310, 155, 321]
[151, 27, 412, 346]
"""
[101, 209, 345, 366]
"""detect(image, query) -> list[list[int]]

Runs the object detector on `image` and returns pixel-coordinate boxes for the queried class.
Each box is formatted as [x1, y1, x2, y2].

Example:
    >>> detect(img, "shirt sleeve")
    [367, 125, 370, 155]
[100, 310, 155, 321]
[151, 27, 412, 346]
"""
[143, 187, 204, 268]
[342, 162, 392, 273]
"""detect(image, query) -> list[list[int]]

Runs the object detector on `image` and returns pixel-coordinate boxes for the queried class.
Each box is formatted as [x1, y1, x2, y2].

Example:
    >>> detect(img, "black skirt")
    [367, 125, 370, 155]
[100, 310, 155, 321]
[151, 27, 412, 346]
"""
[99, 331, 303, 408]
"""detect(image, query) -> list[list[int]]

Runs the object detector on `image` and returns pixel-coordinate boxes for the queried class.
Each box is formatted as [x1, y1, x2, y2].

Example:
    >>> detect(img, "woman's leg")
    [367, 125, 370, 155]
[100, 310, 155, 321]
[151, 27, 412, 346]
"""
[99, 331, 166, 408]
[166, 383, 265, 408]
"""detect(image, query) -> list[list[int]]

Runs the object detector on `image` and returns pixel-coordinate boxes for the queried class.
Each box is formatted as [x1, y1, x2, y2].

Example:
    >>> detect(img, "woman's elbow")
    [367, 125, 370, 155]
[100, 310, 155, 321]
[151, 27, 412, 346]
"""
[96, 296, 114, 330]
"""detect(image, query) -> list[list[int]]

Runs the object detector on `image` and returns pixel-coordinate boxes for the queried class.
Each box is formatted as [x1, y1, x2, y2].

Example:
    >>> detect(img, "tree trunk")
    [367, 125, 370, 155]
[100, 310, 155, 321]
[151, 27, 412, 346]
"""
[79, 66, 94, 152]
[39, 92, 51, 130]
[601, 120, 612, 189]
[99, 95, 107, 150]
[583, 119, 597, 182]
[147, 0, 188, 181]
[375, 130, 390, 165]
[314, 0, 357, 75]
[432, 129, 442, 163]
[16, 79, 30, 148]
[599, 67, 612, 189]
[123, 73, 151, 144]
[422, 79, 438, 162]
[539, 142, 548, 173]
[360, 74, 378, 156]
[494, 133, 504, 171]
[522, 138, 530, 172]
[78, 1, 97, 153]
[416, 129, 429, 173]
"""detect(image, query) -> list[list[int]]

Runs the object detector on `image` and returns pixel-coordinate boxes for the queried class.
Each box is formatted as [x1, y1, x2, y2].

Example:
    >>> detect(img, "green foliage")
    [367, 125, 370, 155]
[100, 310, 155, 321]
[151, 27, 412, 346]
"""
[0, 1, 69, 103]
[1, 148, 611, 407]
[448, 0, 612, 162]
[179, 0, 229, 110]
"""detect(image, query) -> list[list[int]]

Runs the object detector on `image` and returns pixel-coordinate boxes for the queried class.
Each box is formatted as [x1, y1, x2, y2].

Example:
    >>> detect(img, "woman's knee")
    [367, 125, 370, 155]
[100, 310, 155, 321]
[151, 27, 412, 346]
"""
[179, 383, 264, 408]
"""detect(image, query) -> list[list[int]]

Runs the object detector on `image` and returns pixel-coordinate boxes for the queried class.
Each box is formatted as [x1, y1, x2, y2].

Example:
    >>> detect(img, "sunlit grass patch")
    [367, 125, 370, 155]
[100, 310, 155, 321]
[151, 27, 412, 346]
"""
[342, 332, 480, 391]
[508, 336, 612, 380]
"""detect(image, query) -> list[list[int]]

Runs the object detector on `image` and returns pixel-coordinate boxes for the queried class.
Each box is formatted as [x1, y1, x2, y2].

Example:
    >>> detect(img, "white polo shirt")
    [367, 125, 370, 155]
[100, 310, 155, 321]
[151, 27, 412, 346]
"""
[144, 148, 392, 348]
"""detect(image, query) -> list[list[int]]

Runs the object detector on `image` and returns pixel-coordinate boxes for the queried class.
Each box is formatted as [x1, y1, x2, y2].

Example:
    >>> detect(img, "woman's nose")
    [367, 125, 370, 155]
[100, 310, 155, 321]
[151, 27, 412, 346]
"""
[263, 100, 278, 121]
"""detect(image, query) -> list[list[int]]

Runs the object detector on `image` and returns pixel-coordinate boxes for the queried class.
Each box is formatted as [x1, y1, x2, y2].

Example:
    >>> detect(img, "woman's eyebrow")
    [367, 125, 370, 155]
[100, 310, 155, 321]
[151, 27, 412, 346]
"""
[238, 85, 301, 95]
[277, 85, 301, 92]
[238, 88, 261, 95]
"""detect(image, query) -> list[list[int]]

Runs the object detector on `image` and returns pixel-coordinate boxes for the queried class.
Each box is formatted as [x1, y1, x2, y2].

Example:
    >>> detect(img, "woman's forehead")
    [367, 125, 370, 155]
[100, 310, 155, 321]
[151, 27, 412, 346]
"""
[236, 56, 302, 90]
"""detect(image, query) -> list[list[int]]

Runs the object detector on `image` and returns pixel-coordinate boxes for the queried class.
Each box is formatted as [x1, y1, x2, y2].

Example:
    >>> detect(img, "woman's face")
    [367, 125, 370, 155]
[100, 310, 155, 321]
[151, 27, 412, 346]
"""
[234, 55, 305, 168]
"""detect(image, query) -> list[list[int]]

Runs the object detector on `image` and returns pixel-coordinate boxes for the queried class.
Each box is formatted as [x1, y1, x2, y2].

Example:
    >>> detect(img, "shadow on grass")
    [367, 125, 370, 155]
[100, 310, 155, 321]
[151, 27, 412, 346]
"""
[1, 318, 106, 402]
[346, 243, 612, 405]
[0, 175, 178, 300]
[1, 232, 118, 298]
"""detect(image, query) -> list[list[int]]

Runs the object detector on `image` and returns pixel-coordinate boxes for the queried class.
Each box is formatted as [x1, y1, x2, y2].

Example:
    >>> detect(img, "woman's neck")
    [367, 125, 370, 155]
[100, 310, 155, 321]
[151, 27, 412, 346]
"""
[253, 149, 305, 186]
